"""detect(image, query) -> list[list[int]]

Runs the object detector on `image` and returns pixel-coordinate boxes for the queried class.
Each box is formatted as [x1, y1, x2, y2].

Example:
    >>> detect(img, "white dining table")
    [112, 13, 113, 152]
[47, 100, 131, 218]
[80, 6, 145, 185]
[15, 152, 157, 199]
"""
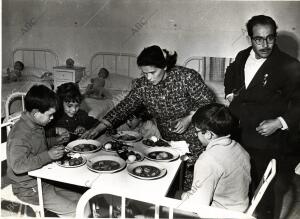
[28, 134, 182, 217]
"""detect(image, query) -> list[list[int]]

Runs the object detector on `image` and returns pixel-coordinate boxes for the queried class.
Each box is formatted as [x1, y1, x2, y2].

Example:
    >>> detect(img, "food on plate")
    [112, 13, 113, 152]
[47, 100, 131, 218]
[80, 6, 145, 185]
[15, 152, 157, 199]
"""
[104, 141, 131, 151]
[142, 139, 156, 146]
[133, 165, 161, 177]
[104, 142, 112, 150]
[142, 139, 170, 147]
[117, 134, 137, 141]
[148, 151, 173, 160]
[72, 144, 98, 152]
[57, 154, 83, 167]
[128, 155, 136, 162]
[155, 139, 170, 147]
[117, 149, 142, 161]
[92, 160, 121, 171]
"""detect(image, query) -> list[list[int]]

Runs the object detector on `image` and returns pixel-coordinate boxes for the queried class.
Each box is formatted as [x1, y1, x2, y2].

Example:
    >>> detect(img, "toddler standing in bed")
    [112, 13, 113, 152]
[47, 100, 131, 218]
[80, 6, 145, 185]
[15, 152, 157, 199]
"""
[46, 82, 100, 144]
[85, 67, 109, 99]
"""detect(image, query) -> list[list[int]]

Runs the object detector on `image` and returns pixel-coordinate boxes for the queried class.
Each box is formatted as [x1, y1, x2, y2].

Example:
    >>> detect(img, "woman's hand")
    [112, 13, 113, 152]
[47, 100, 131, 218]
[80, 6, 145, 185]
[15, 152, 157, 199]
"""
[80, 123, 107, 139]
[172, 114, 193, 134]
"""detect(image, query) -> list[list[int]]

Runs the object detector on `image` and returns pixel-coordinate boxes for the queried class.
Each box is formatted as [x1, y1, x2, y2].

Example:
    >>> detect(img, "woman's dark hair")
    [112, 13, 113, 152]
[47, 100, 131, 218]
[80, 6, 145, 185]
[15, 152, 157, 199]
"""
[192, 103, 235, 136]
[137, 45, 177, 71]
[25, 85, 58, 113]
[56, 82, 83, 105]
[246, 15, 277, 37]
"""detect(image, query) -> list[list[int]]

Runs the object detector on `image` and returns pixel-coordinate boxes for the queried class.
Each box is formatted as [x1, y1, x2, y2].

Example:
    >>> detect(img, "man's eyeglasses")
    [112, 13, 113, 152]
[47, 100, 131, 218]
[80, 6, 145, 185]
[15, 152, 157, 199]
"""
[251, 34, 276, 45]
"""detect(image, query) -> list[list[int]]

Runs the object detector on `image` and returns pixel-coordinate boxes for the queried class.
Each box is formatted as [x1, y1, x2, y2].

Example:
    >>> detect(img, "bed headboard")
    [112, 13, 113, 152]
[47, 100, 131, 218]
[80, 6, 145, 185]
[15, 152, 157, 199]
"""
[11, 48, 59, 72]
[89, 52, 139, 78]
[183, 56, 234, 82]
[183, 56, 234, 104]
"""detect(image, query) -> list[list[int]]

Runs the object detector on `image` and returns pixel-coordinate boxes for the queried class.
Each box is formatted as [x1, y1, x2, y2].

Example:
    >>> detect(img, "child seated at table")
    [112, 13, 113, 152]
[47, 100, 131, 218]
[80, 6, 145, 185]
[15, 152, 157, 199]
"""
[85, 67, 109, 99]
[116, 105, 161, 139]
[46, 82, 100, 144]
[180, 103, 251, 212]
[6, 84, 82, 217]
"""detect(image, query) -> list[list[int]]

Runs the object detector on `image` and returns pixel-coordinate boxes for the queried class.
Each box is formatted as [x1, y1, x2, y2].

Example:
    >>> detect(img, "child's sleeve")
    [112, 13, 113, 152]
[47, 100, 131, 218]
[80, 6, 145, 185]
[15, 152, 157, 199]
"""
[8, 139, 52, 174]
[78, 110, 100, 129]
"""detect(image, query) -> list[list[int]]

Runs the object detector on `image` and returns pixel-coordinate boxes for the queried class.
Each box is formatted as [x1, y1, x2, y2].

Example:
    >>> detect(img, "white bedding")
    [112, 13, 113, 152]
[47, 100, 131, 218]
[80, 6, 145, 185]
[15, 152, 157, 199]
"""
[78, 73, 134, 120]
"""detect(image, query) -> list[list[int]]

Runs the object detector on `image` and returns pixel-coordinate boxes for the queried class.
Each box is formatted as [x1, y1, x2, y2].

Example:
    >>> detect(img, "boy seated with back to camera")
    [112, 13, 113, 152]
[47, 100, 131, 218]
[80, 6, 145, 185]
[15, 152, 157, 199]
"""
[6, 84, 82, 217]
[180, 103, 251, 212]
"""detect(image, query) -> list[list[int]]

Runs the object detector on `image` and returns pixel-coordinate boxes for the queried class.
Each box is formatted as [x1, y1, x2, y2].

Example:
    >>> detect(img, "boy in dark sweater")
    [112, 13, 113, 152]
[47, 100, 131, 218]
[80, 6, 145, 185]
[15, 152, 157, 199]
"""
[7, 85, 81, 217]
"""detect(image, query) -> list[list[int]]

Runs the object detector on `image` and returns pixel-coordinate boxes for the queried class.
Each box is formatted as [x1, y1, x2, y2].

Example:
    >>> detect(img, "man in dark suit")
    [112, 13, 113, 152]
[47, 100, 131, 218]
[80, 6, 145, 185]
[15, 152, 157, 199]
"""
[224, 15, 300, 219]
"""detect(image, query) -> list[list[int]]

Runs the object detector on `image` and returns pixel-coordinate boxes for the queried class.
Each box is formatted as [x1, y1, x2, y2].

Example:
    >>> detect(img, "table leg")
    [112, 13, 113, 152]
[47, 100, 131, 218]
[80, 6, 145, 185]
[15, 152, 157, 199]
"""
[37, 177, 45, 217]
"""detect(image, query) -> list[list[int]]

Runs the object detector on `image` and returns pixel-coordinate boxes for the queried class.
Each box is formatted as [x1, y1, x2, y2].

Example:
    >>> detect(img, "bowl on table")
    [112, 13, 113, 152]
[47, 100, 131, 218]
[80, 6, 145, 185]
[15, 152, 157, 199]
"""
[144, 147, 179, 162]
[110, 130, 142, 143]
[65, 139, 102, 154]
[87, 155, 127, 173]
[56, 153, 87, 168]
[127, 161, 167, 180]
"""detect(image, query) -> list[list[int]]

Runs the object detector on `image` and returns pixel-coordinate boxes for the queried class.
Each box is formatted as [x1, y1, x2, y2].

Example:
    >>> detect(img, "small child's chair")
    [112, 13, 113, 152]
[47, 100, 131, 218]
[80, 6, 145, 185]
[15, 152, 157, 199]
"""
[246, 159, 277, 216]
[1, 118, 42, 217]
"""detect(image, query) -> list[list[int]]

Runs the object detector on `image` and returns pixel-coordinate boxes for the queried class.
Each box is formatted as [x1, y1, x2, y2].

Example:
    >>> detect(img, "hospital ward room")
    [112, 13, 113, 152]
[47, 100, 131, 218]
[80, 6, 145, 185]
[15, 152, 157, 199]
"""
[1, 0, 300, 218]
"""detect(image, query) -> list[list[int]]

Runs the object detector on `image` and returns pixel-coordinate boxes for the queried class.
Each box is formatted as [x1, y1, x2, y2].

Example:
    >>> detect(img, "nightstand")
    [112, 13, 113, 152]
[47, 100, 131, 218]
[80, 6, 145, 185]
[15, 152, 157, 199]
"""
[53, 66, 85, 89]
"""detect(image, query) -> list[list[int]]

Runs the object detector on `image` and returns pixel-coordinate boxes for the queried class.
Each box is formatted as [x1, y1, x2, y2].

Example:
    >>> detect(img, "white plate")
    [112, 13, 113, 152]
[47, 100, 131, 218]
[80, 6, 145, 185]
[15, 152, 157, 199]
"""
[111, 131, 142, 143]
[66, 139, 102, 154]
[145, 147, 179, 162]
[56, 155, 87, 168]
[87, 155, 127, 173]
[127, 161, 167, 180]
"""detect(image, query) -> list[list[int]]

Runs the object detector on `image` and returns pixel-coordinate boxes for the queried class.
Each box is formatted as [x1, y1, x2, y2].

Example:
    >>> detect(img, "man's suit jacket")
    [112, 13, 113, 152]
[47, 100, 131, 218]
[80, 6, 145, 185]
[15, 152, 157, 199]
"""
[224, 46, 300, 150]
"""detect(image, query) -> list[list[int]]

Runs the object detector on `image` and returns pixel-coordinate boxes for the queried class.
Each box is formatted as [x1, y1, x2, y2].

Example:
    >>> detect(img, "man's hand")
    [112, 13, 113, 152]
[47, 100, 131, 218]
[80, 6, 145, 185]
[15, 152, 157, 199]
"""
[225, 93, 234, 104]
[48, 145, 65, 160]
[256, 118, 283, 136]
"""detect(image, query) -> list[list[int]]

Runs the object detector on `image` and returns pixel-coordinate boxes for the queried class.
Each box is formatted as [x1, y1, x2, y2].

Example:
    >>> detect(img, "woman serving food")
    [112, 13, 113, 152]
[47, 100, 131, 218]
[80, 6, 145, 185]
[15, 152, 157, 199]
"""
[82, 45, 215, 190]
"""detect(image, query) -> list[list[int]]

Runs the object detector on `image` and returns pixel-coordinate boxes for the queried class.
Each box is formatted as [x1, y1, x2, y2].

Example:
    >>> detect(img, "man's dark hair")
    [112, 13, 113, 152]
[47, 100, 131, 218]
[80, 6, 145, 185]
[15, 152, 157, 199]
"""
[192, 103, 235, 136]
[25, 85, 58, 113]
[246, 15, 277, 37]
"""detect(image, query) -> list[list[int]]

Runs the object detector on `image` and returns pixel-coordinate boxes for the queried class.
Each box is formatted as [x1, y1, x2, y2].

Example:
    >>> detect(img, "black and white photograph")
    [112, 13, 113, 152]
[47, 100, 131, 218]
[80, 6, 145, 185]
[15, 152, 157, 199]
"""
[1, 0, 300, 218]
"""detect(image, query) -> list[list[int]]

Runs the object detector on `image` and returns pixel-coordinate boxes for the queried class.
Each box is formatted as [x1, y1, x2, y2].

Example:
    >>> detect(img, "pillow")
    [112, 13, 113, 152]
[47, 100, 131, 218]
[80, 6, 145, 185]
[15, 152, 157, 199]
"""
[22, 67, 49, 78]
[105, 74, 134, 91]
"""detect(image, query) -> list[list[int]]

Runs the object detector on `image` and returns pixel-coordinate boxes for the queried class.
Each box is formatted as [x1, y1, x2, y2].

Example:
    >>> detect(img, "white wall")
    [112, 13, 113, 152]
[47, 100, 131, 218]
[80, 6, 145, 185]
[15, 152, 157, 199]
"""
[2, 0, 300, 71]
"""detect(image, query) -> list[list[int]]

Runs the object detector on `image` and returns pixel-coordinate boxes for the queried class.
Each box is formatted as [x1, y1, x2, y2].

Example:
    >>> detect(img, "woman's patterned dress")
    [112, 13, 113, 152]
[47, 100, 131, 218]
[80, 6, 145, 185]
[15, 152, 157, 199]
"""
[103, 66, 215, 190]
